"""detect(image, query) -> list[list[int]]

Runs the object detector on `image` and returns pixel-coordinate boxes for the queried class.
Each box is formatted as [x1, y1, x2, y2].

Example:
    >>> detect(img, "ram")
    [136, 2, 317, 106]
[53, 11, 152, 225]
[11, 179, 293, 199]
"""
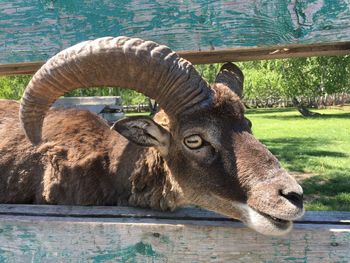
[0, 37, 303, 236]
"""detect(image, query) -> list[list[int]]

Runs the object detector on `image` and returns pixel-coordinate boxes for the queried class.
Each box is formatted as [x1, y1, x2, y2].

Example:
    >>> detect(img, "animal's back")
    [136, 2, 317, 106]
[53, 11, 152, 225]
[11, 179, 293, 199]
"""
[0, 100, 133, 204]
[0, 100, 41, 202]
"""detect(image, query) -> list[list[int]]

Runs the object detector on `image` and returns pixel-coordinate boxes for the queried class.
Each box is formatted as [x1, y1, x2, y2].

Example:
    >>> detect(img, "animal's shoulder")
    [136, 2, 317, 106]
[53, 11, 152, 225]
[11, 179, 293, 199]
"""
[41, 108, 119, 152]
[44, 108, 110, 137]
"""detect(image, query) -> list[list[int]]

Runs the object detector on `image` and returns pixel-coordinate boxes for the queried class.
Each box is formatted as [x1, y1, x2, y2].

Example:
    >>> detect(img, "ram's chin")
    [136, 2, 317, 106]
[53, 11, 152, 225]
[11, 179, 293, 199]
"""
[244, 208, 292, 236]
[233, 203, 293, 236]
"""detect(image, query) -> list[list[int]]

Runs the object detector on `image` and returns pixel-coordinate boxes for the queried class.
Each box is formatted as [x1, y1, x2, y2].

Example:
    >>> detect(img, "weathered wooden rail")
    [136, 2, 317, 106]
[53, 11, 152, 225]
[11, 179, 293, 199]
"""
[0, 205, 349, 262]
[1, 42, 350, 76]
[1, 0, 350, 75]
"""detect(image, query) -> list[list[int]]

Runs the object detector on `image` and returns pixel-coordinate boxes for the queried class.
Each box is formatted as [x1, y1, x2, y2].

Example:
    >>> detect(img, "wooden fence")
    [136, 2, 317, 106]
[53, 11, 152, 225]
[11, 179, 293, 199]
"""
[1, 1, 350, 261]
[245, 93, 350, 108]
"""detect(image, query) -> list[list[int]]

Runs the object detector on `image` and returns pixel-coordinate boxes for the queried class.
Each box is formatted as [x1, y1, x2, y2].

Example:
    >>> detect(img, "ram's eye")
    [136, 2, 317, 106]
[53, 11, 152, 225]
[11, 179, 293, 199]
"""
[184, 135, 203, 149]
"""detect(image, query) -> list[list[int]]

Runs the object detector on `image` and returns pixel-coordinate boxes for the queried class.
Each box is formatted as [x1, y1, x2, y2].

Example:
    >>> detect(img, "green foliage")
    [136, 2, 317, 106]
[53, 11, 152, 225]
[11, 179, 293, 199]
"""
[0, 75, 31, 100]
[196, 56, 350, 103]
[237, 56, 350, 100]
[195, 63, 221, 83]
[0, 76, 147, 105]
[237, 60, 284, 99]
[1, 56, 349, 105]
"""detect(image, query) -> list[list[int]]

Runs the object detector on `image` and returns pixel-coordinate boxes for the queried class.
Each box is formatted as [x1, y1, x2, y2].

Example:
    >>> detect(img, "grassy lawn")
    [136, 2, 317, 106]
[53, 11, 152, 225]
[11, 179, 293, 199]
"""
[246, 106, 350, 211]
[125, 112, 150, 117]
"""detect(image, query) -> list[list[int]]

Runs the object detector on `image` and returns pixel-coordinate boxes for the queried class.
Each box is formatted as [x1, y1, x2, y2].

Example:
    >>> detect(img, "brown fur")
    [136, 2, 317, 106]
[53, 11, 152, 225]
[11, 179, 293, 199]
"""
[0, 100, 179, 209]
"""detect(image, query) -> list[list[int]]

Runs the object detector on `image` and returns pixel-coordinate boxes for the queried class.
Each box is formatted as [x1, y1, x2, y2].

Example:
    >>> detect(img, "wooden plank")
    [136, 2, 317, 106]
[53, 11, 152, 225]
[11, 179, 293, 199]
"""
[0, 61, 43, 76]
[182, 41, 350, 64]
[1, 0, 350, 65]
[1, 42, 350, 76]
[0, 204, 349, 224]
[0, 212, 349, 262]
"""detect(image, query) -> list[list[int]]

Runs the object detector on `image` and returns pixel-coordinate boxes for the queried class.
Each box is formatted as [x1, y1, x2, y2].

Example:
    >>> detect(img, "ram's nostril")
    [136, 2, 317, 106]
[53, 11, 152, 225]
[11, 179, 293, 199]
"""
[280, 191, 303, 208]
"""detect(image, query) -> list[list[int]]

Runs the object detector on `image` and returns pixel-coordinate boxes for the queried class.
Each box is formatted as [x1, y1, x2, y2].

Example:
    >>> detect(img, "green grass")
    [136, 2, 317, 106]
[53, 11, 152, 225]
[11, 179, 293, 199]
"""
[246, 106, 350, 211]
[125, 112, 150, 117]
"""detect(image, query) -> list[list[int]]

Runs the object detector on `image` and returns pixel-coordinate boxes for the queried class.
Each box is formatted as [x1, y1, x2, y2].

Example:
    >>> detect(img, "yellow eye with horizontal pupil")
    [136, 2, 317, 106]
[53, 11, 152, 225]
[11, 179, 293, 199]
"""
[184, 135, 203, 149]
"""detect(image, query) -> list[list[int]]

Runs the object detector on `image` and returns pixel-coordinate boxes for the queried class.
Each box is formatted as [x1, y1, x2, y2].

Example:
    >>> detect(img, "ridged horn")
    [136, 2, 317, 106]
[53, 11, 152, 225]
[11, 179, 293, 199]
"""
[20, 36, 213, 145]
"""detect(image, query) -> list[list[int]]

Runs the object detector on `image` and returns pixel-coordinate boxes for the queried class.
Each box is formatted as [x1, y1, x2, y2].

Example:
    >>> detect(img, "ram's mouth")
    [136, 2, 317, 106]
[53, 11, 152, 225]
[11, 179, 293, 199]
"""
[257, 210, 291, 229]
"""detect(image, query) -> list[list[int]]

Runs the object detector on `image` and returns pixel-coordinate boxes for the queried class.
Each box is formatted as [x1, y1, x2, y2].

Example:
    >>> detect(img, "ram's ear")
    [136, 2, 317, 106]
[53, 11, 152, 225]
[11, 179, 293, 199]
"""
[215, 63, 244, 98]
[111, 116, 170, 152]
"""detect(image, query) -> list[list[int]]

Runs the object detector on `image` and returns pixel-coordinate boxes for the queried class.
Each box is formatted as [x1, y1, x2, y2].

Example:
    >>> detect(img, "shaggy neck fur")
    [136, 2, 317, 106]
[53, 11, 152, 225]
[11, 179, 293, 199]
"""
[125, 148, 185, 211]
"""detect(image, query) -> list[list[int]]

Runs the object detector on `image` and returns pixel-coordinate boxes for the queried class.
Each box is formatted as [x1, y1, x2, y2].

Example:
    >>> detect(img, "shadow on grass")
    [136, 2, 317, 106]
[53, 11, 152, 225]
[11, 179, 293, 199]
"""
[259, 112, 350, 121]
[246, 108, 296, 115]
[301, 170, 350, 211]
[261, 137, 350, 210]
[260, 137, 348, 173]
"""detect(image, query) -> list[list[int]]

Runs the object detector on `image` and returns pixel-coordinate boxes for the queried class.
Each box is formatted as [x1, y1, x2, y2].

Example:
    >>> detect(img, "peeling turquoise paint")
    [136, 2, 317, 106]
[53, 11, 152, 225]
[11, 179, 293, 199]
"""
[1, 0, 350, 64]
[0, 248, 7, 262]
[90, 241, 165, 263]
[159, 234, 171, 245]
[270, 234, 314, 263]
[0, 217, 349, 261]
[17, 231, 36, 239]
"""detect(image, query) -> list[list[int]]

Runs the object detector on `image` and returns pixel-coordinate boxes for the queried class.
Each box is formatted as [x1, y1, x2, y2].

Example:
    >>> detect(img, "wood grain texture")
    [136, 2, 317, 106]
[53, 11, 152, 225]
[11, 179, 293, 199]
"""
[0, 204, 350, 224]
[0, 205, 349, 262]
[2, 41, 350, 76]
[1, 0, 350, 66]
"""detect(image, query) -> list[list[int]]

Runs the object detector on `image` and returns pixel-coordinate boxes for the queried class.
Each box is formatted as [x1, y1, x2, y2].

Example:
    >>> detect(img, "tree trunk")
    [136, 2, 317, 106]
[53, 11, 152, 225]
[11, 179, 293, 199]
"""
[148, 98, 159, 116]
[292, 97, 322, 117]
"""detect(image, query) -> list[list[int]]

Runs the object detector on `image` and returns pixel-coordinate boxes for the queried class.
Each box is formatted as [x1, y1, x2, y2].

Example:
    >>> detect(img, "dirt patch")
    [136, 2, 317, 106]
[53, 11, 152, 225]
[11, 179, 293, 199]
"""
[303, 194, 322, 203]
[290, 171, 318, 182]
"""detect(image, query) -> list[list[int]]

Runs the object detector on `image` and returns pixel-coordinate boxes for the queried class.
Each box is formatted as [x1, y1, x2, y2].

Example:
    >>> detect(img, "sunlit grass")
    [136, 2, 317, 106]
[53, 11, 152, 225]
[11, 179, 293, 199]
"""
[125, 112, 150, 117]
[246, 106, 350, 211]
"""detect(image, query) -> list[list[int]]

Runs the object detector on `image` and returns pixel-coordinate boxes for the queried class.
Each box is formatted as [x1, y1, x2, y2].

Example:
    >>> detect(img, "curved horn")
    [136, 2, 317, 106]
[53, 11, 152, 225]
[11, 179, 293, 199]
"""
[215, 63, 244, 98]
[20, 37, 213, 145]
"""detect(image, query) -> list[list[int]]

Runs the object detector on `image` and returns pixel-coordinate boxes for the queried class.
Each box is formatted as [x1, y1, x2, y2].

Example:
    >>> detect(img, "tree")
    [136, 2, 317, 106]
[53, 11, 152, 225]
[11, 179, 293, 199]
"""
[235, 56, 350, 108]
[0, 76, 147, 105]
[1, 56, 349, 107]
[195, 63, 222, 83]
